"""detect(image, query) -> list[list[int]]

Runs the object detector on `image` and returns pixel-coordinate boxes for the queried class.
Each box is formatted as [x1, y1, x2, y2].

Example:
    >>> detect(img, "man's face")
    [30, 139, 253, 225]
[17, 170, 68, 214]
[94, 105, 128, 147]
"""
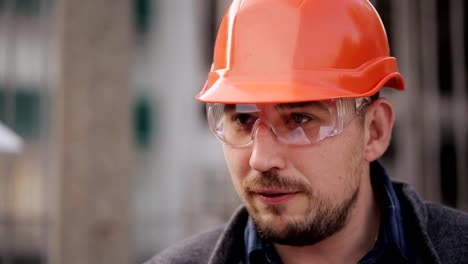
[223, 113, 367, 246]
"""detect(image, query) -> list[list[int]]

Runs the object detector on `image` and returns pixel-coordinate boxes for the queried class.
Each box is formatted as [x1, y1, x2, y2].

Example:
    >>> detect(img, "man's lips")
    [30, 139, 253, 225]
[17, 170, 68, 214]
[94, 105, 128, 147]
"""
[251, 189, 300, 205]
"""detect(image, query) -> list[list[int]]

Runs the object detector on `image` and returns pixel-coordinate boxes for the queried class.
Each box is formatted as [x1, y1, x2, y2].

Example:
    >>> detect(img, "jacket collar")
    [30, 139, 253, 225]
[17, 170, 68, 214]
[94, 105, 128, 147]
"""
[208, 206, 249, 264]
[393, 182, 442, 263]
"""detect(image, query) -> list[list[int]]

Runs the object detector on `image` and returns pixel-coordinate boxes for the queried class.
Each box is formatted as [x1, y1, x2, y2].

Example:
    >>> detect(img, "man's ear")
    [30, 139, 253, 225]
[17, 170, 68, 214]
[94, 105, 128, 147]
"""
[363, 98, 395, 162]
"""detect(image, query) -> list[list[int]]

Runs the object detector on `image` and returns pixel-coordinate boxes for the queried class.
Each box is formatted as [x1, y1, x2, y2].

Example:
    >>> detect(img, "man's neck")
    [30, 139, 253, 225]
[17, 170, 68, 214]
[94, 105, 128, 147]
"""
[273, 176, 380, 264]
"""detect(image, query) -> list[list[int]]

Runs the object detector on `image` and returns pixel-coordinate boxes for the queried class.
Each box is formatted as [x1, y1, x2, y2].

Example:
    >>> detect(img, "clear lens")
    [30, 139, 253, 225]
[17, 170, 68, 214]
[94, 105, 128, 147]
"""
[207, 98, 368, 147]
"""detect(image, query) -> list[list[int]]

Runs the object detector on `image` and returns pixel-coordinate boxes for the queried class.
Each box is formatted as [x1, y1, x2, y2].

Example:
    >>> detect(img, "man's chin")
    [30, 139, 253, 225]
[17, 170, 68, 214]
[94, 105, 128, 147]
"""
[245, 201, 352, 247]
[252, 218, 326, 247]
[248, 208, 306, 235]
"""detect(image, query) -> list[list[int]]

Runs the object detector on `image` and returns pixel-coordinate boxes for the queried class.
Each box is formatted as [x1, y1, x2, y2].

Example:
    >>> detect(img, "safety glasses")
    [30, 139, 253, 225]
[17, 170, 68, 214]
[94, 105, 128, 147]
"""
[206, 98, 371, 148]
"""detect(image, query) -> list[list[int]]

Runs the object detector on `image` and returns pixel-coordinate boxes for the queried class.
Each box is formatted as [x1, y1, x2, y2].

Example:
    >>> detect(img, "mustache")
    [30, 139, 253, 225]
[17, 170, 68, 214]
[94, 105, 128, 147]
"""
[244, 170, 310, 193]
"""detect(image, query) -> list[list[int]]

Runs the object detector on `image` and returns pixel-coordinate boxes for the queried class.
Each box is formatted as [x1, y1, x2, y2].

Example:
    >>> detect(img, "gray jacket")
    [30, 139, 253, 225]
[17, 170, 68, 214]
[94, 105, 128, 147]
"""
[145, 182, 468, 264]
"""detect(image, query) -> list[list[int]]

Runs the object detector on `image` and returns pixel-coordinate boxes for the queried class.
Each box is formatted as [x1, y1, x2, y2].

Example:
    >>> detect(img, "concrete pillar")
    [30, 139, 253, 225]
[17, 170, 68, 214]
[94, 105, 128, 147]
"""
[50, 0, 133, 263]
[390, 0, 424, 194]
[418, 0, 442, 202]
[450, 0, 468, 211]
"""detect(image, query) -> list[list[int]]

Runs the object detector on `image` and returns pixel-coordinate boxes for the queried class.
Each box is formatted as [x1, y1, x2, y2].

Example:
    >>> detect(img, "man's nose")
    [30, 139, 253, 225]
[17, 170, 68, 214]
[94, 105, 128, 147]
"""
[249, 123, 286, 172]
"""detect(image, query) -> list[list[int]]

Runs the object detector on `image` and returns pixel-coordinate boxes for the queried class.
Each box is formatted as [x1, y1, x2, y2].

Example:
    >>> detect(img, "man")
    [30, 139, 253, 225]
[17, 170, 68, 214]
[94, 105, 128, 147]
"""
[146, 0, 468, 263]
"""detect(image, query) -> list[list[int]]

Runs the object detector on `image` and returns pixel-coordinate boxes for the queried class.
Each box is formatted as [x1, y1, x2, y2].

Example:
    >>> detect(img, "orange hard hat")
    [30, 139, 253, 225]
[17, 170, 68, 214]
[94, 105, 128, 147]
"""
[196, 0, 405, 104]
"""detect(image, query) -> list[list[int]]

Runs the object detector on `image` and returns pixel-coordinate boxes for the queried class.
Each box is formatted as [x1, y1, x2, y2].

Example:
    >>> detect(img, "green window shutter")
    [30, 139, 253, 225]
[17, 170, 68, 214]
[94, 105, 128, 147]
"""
[134, 0, 152, 34]
[0, 88, 5, 123]
[14, 0, 40, 15]
[133, 96, 153, 149]
[14, 89, 40, 138]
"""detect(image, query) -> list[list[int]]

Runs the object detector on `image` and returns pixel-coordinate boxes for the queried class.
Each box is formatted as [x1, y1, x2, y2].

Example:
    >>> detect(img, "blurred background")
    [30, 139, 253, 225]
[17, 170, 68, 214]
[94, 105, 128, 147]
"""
[0, 0, 466, 263]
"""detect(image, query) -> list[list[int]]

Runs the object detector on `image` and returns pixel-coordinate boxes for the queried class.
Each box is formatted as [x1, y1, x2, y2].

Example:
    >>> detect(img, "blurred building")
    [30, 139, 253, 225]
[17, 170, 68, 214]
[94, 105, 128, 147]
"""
[0, 0, 54, 263]
[0, 0, 466, 263]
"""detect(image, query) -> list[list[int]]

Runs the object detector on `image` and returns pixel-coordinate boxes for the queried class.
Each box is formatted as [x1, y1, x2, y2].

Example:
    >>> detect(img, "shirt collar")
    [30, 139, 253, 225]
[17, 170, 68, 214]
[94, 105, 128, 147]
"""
[359, 160, 407, 262]
[244, 218, 282, 264]
[244, 160, 407, 263]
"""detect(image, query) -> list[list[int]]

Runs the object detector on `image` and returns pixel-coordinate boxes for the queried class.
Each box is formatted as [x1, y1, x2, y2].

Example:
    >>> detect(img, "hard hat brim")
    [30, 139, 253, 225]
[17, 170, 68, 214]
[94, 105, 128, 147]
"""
[196, 57, 405, 104]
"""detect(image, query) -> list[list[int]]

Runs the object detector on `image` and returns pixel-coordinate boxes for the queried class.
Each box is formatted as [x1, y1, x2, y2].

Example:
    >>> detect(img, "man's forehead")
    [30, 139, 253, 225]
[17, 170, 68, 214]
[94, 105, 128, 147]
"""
[277, 101, 329, 109]
[224, 101, 329, 111]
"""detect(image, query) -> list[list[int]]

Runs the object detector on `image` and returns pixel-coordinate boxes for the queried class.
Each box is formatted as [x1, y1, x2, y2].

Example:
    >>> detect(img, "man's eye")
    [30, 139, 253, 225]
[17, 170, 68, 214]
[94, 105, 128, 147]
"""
[290, 113, 312, 124]
[233, 113, 255, 125]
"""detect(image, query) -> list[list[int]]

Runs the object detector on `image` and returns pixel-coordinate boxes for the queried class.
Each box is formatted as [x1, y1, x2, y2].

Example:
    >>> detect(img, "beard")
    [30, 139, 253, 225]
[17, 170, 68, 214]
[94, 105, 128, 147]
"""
[243, 170, 360, 247]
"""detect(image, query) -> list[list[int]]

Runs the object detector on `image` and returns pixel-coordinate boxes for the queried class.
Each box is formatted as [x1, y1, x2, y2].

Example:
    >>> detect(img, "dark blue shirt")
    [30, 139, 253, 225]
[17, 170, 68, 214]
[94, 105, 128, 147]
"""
[244, 161, 408, 263]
